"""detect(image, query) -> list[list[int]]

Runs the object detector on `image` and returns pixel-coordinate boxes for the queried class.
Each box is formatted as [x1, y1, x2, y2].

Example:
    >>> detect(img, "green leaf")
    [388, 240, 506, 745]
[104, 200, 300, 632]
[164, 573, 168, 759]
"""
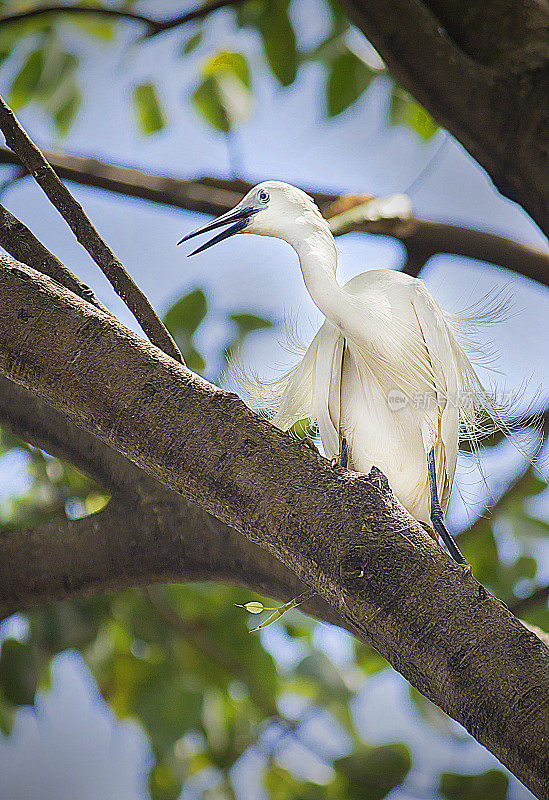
[0, 640, 41, 706]
[192, 75, 230, 133]
[9, 48, 44, 110]
[164, 289, 207, 335]
[264, 766, 330, 800]
[193, 51, 252, 132]
[53, 84, 81, 137]
[9, 35, 81, 132]
[181, 30, 202, 55]
[391, 89, 438, 140]
[236, 1, 297, 85]
[440, 770, 509, 800]
[459, 520, 498, 586]
[133, 82, 165, 135]
[36, 48, 78, 101]
[204, 50, 251, 89]
[235, 601, 269, 614]
[224, 311, 273, 367]
[163, 289, 207, 372]
[149, 758, 185, 800]
[0, 689, 16, 735]
[257, 1, 298, 86]
[335, 743, 411, 800]
[326, 49, 374, 116]
[230, 313, 273, 335]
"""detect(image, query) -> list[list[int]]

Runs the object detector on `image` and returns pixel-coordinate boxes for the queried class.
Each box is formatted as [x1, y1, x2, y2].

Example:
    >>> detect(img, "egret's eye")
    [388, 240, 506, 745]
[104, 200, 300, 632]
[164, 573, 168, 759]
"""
[258, 189, 270, 204]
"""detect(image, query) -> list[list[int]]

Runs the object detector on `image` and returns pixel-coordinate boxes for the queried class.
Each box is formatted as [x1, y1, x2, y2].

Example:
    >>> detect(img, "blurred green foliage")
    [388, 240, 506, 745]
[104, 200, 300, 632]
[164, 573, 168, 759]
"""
[440, 769, 509, 800]
[134, 82, 166, 135]
[0, 0, 437, 141]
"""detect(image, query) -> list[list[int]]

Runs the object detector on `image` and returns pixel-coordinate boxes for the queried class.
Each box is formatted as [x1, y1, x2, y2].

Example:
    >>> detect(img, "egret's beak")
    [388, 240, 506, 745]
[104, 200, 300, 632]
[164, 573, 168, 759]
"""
[178, 205, 256, 256]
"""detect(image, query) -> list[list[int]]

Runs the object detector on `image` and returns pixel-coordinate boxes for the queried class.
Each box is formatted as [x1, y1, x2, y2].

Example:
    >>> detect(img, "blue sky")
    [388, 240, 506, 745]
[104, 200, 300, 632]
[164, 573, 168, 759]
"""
[0, 1, 547, 798]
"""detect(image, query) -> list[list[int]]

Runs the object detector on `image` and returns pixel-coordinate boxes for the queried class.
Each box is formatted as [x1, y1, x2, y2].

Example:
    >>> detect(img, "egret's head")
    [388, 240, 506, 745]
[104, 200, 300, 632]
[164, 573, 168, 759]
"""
[179, 181, 325, 255]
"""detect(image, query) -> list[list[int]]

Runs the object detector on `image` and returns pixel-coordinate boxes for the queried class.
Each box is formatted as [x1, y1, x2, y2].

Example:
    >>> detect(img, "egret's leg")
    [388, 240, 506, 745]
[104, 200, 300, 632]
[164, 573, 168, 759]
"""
[340, 437, 349, 469]
[427, 449, 468, 566]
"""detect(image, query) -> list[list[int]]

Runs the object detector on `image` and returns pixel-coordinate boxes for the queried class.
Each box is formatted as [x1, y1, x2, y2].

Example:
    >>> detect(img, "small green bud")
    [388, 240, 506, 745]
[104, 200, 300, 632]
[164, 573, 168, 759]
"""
[235, 601, 265, 614]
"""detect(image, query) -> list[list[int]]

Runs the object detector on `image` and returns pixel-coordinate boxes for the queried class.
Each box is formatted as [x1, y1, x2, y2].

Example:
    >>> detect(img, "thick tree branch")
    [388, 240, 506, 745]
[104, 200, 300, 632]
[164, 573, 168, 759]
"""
[0, 0, 245, 37]
[1, 371, 544, 635]
[0, 97, 183, 364]
[0, 492, 340, 631]
[0, 147, 546, 285]
[0, 254, 547, 796]
[339, 0, 549, 236]
[0, 373, 344, 629]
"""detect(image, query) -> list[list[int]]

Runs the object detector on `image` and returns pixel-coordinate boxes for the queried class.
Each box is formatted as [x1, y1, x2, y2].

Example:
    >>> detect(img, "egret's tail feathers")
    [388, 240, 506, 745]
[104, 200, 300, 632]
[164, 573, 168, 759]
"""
[444, 308, 543, 463]
[225, 333, 319, 433]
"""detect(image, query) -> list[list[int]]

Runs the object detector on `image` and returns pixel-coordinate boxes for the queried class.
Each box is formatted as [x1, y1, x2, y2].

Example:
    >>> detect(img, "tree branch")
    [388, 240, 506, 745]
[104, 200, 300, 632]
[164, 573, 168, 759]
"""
[339, 0, 549, 236]
[0, 203, 107, 312]
[0, 147, 546, 286]
[0, 97, 183, 364]
[0, 253, 547, 796]
[0, 0, 245, 38]
[0, 372, 344, 630]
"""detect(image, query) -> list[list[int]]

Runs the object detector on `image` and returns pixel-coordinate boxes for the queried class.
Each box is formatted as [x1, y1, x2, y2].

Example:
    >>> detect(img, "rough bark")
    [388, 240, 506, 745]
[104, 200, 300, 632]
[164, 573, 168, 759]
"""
[0, 253, 547, 796]
[340, 0, 549, 237]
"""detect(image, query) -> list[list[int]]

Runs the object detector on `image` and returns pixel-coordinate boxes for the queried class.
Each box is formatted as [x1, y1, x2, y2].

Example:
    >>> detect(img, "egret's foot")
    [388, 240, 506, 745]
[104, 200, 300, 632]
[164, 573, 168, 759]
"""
[331, 438, 349, 469]
[431, 510, 469, 566]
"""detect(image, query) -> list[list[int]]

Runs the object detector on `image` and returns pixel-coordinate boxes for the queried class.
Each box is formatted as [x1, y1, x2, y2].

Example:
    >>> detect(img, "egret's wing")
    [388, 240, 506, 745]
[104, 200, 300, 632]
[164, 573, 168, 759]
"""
[313, 323, 345, 461]
[410, 284, 460, 508]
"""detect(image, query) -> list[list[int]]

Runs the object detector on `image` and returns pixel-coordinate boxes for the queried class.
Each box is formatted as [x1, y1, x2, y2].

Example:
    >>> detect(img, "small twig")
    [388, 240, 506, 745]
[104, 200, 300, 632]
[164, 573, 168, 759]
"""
[0, 95, 183, 364]
[0, 204, 107, 313]
[0, 0, 245, 39]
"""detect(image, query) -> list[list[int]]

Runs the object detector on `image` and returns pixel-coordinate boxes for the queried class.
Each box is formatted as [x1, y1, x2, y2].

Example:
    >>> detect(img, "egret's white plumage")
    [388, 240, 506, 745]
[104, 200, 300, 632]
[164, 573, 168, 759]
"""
[182, 180, 490, 553]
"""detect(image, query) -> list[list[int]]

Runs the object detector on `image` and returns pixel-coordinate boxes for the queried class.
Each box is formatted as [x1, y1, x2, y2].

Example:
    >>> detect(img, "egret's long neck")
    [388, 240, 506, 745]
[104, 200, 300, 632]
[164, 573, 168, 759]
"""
[287, 217, 345, 326]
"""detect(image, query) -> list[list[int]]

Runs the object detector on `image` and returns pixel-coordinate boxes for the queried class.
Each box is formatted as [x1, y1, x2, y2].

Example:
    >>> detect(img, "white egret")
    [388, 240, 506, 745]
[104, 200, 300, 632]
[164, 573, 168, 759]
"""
[179, 181, 491, 565]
